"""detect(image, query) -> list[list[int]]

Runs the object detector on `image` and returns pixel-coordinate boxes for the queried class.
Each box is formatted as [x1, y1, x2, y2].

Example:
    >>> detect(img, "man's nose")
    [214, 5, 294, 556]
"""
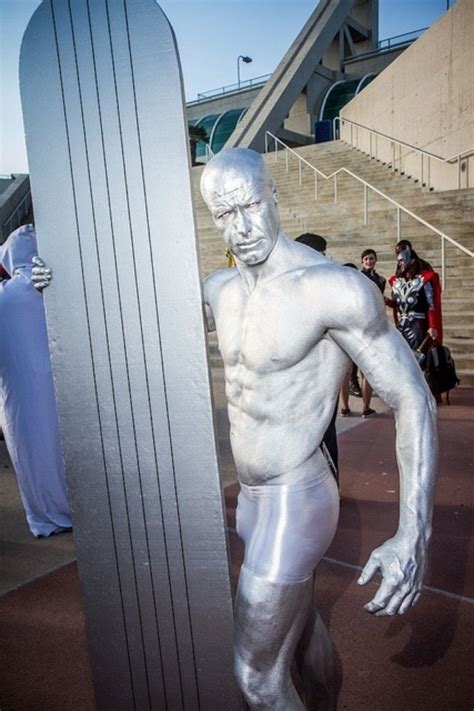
[234, 207, 251, 236]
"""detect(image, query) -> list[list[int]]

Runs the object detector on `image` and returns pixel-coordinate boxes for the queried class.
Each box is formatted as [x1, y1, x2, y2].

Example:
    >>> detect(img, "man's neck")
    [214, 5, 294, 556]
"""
[236, 230, 290, 292]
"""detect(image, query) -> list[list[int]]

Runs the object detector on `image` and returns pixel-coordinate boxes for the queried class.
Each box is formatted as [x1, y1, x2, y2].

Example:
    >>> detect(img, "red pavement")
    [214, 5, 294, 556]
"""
[1, 388, 473, 710]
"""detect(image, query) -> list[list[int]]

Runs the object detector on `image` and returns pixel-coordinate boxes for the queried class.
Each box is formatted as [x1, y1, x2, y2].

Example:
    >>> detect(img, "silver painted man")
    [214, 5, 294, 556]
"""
[200, 148, 437, 710]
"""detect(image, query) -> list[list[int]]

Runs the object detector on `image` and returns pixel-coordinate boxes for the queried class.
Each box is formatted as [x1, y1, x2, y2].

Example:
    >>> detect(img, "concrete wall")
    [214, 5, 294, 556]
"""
[340, 0, 474, 190]
[344, 45, 407, 78]
[284, 92, 311, 135]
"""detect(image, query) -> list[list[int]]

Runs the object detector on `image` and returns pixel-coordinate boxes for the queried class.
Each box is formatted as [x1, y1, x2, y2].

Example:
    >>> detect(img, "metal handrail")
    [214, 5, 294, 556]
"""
[194, 73, 271, 102]
[264, 131, 474, 289]
[377, 27, 427, 50]
[333, 116, 474, 190]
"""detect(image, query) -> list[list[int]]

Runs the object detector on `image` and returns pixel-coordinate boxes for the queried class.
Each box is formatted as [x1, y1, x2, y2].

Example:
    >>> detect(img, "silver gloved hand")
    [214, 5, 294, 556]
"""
[31, 256, 52, 291]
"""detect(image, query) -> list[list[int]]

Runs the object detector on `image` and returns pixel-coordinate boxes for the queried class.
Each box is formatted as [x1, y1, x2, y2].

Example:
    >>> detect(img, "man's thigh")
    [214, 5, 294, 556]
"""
[234, 566, 313, 671]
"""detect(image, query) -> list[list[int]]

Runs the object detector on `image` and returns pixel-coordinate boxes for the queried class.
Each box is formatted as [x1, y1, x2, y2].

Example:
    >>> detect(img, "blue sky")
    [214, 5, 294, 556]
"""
[0, 0, 453, 173]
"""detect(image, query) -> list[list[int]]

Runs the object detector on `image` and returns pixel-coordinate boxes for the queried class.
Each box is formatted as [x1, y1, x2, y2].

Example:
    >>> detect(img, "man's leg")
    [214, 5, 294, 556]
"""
[234, 565, 312, 710]
[295, 585, 337, 711]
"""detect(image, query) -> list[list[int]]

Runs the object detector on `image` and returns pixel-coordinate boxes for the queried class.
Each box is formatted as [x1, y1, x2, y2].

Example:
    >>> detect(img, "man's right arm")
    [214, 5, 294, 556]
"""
[203, 268, 236, 333]
[326, 268, 438, 616]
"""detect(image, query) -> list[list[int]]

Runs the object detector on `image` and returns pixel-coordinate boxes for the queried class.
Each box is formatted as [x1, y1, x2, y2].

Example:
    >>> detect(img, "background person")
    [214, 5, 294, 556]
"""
[0, 225, 71, 537]
[395, 239, 432, 272]
[388, 244, 442, 352]
[295, 232, 338, 478]
[338, 263, 359, 417]
[359, 249, 387, 417]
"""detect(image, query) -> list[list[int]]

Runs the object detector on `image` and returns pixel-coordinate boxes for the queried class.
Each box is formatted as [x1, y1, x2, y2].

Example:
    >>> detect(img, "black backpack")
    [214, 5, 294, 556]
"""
[425, 346, 460, 402]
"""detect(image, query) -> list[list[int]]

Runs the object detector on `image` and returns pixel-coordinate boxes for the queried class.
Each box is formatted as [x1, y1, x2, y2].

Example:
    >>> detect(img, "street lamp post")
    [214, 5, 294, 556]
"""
[237, 55, 252, 89]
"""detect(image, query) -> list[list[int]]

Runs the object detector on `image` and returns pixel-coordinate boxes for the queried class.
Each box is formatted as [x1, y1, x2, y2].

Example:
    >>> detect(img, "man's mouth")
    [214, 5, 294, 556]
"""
[236, 238, 264, 250]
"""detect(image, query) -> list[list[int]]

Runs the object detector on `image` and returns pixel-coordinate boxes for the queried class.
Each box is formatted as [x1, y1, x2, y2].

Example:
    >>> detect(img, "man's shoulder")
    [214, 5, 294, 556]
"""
[298, 261, 386, 317]
[203, 267, 239, 300]
[296, 259, 360, 286]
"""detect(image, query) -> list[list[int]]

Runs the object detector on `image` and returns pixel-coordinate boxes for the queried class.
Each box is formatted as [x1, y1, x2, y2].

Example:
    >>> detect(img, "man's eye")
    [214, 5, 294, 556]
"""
[217, 210, 233, 220]
[245, 200, 261, 209]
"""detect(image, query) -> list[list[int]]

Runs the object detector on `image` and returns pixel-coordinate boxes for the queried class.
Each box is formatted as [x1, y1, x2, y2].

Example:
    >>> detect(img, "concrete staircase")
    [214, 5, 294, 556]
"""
[191, 141, 474, 386]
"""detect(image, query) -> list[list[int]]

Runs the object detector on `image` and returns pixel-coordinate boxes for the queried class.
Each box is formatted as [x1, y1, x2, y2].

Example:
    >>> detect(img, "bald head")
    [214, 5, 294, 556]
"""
[200, 148, 281, 267]
[200, 148, 274, 207]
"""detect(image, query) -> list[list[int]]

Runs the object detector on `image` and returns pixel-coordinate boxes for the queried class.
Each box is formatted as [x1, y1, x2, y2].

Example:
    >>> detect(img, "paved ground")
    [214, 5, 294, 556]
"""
[1, 374, 472, 710]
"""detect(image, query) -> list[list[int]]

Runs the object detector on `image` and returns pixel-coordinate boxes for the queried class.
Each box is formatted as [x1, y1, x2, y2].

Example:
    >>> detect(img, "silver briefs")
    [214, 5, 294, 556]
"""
[236, 471, 340, 584]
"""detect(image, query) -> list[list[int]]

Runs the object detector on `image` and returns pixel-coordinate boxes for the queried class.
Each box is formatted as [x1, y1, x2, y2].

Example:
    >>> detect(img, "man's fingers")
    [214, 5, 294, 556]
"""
[31, 264, 52, 291]
[31, 267, 51, 277]
[33, 280, 49, 291]
[397, 589, 421, 615]
[363, 577, 398, 614]
[377, 586, 413, 616]
[357, 556, 379, 586]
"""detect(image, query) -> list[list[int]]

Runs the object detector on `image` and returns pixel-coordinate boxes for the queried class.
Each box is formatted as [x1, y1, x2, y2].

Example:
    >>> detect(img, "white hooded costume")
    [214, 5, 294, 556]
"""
[0, 225, 72, 536]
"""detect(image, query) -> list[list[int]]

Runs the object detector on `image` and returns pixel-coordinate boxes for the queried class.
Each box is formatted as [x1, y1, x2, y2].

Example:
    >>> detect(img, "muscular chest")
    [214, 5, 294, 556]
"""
[213, 278, 326, 372]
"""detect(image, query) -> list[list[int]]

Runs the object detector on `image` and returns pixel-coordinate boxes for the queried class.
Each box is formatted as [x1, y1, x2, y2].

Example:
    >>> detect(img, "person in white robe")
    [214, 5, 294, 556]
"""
[0, 224, 72, 537]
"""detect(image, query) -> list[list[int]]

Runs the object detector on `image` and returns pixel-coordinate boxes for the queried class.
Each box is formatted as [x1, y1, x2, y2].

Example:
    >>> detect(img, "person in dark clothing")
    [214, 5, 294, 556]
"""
[359, 249, 387, 417]
[361, 248, 386, 294]
[338, 263, 363, 415]
[295, 233, 339, 481]
[295, 232, 327, 253]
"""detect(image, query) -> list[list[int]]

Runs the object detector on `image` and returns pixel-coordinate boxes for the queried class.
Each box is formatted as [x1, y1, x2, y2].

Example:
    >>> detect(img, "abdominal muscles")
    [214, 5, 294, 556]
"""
[226, 370, 338, 484]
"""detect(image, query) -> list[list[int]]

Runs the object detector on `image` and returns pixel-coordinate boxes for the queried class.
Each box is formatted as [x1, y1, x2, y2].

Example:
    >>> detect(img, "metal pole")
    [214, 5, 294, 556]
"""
[315, 173, 318, 200]
[285, 149, 289, 173]
[397, 206, 401, 240]
[364, 184, 368, 225]
[299, 160, 302, 185]
[334, 174, 338, 204]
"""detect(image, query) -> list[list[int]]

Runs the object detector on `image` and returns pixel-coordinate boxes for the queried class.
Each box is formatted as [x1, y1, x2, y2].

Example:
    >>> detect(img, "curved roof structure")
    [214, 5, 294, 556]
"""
[320, 73, 376, 120]
[192, 108, 247, 160]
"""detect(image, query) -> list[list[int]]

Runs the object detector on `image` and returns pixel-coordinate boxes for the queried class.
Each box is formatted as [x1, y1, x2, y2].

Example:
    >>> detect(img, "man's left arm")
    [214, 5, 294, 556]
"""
[329, 271, 438, 616]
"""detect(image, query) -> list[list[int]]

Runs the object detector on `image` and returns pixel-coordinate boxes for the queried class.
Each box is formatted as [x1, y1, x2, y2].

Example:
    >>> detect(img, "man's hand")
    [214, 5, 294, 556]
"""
[31, 256, 52, 291]
[357, 534, 428, 615]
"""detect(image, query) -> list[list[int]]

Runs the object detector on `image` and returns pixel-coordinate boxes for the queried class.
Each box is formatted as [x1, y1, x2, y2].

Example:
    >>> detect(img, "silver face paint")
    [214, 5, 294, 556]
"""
[202, 148, 438, 708]
[397, 246, 412, 272]
[201, 148, 281, 267]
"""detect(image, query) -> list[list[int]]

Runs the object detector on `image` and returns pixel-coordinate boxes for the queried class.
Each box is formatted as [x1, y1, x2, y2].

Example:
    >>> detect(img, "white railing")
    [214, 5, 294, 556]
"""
[195, 141, 214, 165]
[264, 131, 474, 289]
[333, 116, 474, 192]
